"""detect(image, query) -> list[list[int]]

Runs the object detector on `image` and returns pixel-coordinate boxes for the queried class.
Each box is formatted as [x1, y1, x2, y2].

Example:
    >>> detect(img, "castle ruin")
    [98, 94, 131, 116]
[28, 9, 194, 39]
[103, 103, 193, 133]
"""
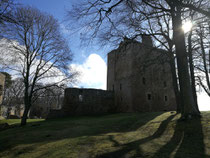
[107, 35, 176, 112]
[48, 36, 176, 118]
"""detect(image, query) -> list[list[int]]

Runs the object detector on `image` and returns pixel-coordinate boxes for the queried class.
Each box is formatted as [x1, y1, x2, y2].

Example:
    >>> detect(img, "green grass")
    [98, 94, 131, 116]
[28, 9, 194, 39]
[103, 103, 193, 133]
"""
[0, 112, 210, 158]
[0, 119, 44, 125]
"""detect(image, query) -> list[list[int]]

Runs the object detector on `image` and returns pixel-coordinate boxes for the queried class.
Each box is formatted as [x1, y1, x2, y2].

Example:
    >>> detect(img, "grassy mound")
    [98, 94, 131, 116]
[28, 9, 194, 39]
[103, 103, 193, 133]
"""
[0, 112, 210, 158]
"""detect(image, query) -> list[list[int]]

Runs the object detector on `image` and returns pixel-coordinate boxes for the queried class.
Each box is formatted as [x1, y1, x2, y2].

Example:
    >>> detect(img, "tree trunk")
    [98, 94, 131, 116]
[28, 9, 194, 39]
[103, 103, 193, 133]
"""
[171, 5, 200, 118]
[21, 104, 30, 126]
[200, 30, 210, 92]
[169, 53, 182, 113]
[188, 30, 199, 113]
[21, 88, 31, 126]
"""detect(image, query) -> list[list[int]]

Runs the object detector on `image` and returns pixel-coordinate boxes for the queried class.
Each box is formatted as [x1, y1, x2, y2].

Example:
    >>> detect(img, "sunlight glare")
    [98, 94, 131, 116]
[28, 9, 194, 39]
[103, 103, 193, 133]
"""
[182, 21, 193, 33]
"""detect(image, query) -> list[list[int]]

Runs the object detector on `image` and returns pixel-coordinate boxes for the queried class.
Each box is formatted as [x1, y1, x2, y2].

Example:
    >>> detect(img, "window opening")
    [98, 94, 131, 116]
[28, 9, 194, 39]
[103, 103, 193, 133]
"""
[79, 95, 83, 102]
[147, 93, 151, 100]
[164, 96, 168, 101]
[142, 77, 146, 85]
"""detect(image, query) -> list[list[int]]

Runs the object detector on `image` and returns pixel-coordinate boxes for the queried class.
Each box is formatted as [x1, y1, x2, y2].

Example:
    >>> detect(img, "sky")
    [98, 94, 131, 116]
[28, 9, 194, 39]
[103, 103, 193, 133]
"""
[16, 0, 111, 90]
[15, 0, 210, 111]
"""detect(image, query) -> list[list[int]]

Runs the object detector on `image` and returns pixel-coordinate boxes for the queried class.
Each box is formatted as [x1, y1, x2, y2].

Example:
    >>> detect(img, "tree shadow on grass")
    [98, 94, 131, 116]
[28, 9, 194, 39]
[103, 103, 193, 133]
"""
[151, 117, 208, 158]
[97, 115, 209, 158]
[96, 114, 176, 158]
[0, 112, 164, 153]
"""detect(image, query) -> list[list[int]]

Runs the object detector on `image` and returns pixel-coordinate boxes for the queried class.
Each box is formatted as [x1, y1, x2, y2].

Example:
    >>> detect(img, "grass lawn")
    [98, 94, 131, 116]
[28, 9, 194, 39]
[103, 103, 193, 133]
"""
[0, 112, 210, 158]
[0, 119, 44, 125]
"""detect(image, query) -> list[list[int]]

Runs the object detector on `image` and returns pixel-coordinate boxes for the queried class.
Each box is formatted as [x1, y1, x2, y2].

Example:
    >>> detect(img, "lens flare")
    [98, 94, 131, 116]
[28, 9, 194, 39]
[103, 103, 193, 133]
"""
[182, 21, 193, 33]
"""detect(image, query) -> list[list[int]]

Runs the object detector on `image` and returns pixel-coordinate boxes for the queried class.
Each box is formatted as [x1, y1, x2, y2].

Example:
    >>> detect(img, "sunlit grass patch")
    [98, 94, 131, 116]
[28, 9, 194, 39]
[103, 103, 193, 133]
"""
[0, 112, 210, 158]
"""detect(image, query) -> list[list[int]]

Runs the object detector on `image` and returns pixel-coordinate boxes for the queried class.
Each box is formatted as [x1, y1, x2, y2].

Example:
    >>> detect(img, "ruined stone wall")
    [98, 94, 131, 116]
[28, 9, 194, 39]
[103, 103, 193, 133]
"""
[0, 73, 5, 105]
[62, 88, 115, 116]
[107, 38, 176, 112]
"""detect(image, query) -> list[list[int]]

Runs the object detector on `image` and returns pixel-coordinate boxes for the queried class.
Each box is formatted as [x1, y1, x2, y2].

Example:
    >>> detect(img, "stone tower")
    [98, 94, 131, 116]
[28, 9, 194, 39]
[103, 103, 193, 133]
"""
[142, 34, 153, 47]
[107, 37, 176, 112]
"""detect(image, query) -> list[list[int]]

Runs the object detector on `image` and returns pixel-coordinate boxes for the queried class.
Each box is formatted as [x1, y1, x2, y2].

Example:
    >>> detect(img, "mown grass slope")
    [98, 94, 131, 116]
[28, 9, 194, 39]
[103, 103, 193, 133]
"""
[0, 112, 210, 158]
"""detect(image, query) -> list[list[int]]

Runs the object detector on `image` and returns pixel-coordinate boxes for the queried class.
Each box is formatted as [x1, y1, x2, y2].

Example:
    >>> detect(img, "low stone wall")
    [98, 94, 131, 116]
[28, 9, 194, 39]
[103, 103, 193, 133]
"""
[62, 88, 115, 116]
[46, 109, 66, 119]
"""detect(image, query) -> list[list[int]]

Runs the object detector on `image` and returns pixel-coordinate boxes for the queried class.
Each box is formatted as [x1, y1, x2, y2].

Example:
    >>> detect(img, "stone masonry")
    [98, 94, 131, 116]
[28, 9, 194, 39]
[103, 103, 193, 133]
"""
[107, 35, 176, 112]
[62, 88, 115, 115]
[47, 88, 115, 118]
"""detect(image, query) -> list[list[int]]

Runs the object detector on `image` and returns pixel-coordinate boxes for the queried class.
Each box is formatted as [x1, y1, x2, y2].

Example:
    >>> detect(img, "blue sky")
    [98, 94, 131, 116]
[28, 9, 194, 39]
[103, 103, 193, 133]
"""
[17, 0, 110, 90]
[15, 0, 210, 111]
[17, 0, 70, 20]
[17, 0, 107, 63]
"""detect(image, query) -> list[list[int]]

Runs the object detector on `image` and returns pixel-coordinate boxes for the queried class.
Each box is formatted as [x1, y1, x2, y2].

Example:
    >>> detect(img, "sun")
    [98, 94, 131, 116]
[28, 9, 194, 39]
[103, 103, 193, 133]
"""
[182, 21, 193, 33]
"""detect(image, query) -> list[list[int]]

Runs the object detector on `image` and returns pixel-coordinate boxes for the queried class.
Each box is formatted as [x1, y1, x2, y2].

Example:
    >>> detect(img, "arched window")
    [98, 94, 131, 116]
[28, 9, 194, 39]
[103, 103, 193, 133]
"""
[79, 95, 83, 102]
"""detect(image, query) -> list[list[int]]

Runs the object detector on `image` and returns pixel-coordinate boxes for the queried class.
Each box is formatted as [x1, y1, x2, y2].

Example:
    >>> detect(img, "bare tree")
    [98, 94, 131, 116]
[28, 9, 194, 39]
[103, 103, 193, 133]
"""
[178, 0, 210, 18]
[30, 85, 65, 118]
[0, 0, 16, 37]
[1, 7, 78, 125]
[0, 0, 14, 22]
[194, 22, 210, 97]
[2, 78, 24, 108]
[142, 6, 183, 113]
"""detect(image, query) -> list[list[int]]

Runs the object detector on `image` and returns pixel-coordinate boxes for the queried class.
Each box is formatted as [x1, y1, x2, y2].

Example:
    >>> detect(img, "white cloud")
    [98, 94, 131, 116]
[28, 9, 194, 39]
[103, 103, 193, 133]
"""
[71, 53, 107, 90]
[0, 38, 71, 85]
